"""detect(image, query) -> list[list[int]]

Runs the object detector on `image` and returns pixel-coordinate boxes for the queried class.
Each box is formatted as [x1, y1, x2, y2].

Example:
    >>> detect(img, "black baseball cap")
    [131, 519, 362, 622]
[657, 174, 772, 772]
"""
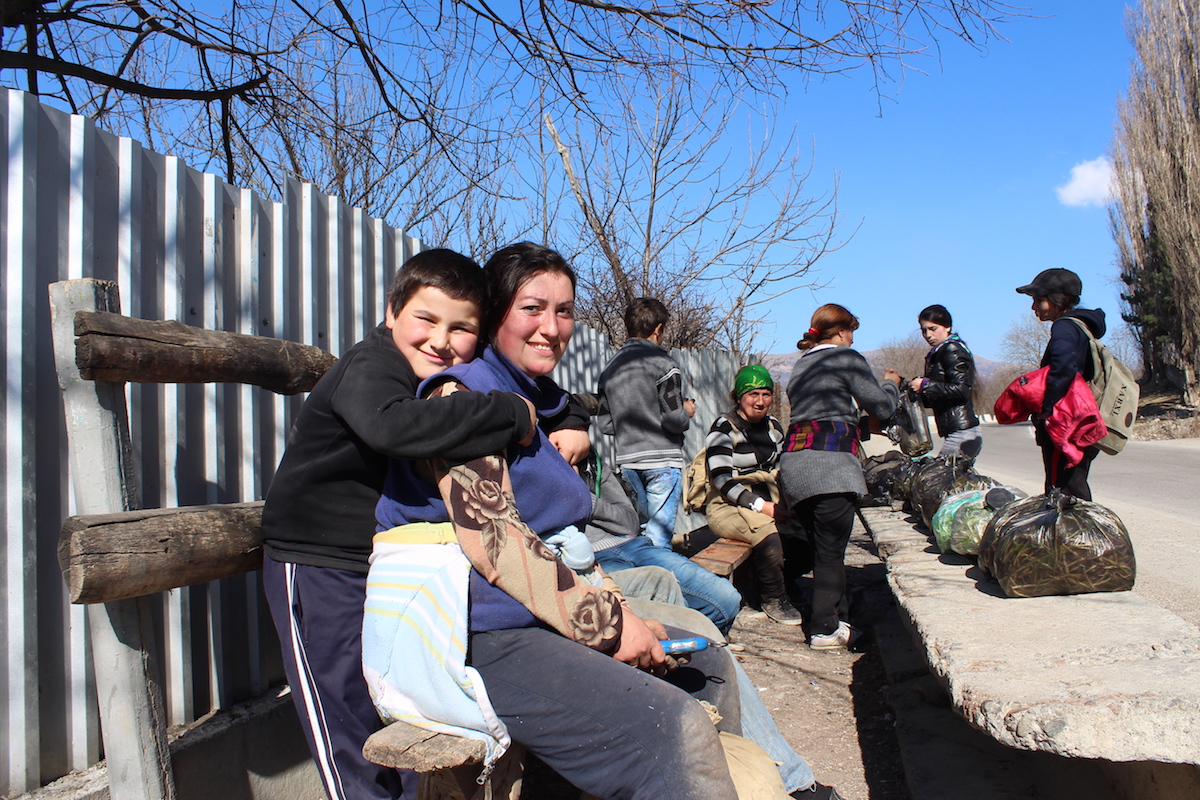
[1015, 268, 1082, 298]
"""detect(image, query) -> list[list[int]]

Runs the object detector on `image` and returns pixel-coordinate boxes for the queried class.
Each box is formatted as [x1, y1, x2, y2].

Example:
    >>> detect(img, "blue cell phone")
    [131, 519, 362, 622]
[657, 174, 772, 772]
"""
[660, 637, 709, 655]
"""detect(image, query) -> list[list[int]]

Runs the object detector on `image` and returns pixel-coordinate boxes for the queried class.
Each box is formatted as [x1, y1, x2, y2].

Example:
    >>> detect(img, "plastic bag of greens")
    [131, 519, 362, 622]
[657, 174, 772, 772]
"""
[931, 489, 985, 553]
[948, 486, 1026, 556]
[910, 456, 996, 532]
[979, 489, 1136, 598]
[861, 450, 913, 508]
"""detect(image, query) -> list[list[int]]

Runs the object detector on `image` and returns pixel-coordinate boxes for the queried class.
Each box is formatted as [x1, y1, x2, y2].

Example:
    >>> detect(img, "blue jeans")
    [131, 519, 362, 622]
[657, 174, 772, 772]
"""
[597, 536, 742, 635]
[623, 466, 682, 549]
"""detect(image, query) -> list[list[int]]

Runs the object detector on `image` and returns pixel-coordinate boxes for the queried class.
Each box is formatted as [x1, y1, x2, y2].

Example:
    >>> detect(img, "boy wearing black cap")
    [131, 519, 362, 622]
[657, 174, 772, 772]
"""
[1015, 268, 1106, 499]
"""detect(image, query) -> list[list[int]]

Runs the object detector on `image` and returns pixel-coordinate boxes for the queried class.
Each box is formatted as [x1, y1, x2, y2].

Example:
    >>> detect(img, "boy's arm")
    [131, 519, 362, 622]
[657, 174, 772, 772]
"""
[588, 465, 642, 539]
[331, 346, 533, 461]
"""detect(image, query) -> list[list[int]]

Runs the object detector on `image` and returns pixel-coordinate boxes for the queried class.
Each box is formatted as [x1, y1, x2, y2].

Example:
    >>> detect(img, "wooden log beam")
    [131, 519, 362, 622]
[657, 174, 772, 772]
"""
[74, 310, 336, 394]
[59, 503, 265, 604]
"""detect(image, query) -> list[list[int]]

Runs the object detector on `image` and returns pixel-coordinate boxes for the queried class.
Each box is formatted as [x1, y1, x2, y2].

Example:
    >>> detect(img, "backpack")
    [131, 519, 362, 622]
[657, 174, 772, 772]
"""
[683, 413, 739, 513]
[683, 449, 714, 513]
[1067, 317, 1139, 455]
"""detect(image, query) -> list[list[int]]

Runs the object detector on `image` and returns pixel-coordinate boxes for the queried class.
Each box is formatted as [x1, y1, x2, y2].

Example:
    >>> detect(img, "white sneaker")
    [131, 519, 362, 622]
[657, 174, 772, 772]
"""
[809, 621, 857, 650]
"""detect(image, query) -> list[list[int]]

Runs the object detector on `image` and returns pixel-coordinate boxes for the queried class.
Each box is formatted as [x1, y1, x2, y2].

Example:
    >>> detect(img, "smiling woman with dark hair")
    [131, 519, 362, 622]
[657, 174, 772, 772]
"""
[371, 242, 744, 800]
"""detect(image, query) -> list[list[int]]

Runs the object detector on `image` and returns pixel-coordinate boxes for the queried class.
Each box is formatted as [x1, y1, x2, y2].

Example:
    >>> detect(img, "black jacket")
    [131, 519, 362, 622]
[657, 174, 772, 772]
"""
[261, 323, 533, 572]
[919, 335, 980, 436]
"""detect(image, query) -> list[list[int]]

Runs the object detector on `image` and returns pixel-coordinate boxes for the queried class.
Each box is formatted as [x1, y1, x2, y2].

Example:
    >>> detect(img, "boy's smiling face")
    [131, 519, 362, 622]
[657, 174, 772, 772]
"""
[386, 285, 481, 380]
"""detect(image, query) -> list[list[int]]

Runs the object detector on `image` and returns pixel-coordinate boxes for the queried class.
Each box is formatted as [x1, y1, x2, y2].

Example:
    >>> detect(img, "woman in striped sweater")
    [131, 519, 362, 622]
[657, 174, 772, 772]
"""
[703, 365, 804, 626]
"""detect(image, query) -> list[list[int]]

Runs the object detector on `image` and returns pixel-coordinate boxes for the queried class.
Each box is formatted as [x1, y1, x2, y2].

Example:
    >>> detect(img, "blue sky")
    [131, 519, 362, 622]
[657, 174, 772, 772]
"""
[754, 2, 1135, 362]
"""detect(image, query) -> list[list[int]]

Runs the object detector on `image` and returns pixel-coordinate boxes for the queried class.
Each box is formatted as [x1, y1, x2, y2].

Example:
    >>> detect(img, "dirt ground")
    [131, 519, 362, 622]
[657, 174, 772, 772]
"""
[523, 517, 910, 800]
[726, 519, 909, 800]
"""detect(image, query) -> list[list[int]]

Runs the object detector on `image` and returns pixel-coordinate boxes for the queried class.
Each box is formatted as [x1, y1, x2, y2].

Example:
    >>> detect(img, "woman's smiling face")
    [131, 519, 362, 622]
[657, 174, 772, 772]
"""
[494, 270, 576, 378]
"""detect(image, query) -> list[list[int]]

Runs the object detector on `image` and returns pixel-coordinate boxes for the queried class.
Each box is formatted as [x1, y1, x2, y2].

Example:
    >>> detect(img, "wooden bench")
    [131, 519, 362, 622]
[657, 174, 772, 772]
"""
[690, 537, 753, 577]
[51, 278, 522, 800]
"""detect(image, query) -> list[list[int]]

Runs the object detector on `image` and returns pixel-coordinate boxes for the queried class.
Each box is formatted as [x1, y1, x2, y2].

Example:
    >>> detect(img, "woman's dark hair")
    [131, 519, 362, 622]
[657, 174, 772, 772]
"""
[481, 242, 576, 342]
[797, 303, 860, 351]
[1044, 291, 1080, 311]
[918, 304, 953, 328]
[386, 249, 487, 318]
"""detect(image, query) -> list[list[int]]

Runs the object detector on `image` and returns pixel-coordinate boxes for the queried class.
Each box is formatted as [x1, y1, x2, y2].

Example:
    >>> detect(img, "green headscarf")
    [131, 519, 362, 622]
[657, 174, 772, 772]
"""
[734, 364, 774, 399]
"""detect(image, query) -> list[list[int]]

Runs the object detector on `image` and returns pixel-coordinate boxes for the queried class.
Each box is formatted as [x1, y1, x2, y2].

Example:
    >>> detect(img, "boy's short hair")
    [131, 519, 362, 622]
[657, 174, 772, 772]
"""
[386, 249, 487, 318]
[624, 297, 670, 339]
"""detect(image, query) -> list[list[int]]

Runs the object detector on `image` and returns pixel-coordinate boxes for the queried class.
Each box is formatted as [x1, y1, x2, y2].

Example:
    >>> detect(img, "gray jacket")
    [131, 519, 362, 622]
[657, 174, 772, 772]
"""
[596, 338, 691, 469]
[780, 345, 899, 503]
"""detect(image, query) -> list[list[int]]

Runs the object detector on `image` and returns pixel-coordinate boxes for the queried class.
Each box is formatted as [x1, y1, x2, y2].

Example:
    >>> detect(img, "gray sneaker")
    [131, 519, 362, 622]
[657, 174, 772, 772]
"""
[761, 598, 803, 626]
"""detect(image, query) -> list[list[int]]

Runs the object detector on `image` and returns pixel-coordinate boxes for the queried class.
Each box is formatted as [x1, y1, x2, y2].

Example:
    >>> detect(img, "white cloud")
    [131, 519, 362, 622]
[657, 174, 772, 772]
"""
[1056, 157, 1114, 206]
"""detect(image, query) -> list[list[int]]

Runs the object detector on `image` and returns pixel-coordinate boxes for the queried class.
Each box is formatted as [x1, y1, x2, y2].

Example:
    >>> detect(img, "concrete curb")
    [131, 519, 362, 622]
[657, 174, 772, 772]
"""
[862, 506, 1200, 766]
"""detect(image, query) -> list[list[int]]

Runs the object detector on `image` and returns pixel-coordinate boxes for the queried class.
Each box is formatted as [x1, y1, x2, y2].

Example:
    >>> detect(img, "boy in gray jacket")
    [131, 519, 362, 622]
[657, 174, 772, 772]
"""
[597, 298, 696, 548]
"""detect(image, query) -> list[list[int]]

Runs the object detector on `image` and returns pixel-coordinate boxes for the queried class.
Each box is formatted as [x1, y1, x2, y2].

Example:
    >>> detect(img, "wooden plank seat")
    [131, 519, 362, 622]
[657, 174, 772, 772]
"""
[690, 537, 753, 577]
[50, 278, 522, 800]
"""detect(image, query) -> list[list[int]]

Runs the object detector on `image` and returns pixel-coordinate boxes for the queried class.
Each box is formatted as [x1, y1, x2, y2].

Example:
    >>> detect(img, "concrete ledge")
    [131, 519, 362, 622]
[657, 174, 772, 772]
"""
[16, 687, 321, 800]
[862, 506, 1200, 767]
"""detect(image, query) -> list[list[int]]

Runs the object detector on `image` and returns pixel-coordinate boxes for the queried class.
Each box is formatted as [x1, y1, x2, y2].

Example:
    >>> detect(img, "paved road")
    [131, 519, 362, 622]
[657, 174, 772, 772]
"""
[968, 422, 1200, 626]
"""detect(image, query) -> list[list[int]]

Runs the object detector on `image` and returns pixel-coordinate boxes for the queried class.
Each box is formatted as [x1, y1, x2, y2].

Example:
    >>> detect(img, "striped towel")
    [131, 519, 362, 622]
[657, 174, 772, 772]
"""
[362, 524, 509, 771]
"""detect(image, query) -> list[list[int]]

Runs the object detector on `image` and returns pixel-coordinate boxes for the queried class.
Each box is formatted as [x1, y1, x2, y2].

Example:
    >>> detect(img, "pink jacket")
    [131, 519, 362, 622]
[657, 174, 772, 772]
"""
[994, 366, 1107, 468]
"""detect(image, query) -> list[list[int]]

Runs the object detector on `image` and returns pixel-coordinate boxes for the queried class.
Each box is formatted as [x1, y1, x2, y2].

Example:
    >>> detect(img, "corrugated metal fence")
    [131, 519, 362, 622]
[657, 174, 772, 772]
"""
[0, 88, 740, 795]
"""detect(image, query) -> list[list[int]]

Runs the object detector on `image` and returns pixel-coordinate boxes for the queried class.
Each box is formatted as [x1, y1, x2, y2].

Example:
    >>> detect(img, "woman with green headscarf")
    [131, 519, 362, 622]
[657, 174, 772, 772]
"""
[703, 364, 804, 626]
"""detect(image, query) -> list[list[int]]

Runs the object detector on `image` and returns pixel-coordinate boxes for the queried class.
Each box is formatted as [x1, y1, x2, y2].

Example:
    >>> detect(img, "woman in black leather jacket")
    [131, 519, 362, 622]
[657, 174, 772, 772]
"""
[908, 304, 982, 457]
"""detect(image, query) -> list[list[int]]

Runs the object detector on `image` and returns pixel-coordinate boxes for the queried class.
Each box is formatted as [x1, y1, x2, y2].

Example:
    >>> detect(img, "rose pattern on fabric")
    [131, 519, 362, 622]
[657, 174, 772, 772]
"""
[447, 456, 513, 565]
[569, 591, 622, 648]
[428, 379, 625, 655]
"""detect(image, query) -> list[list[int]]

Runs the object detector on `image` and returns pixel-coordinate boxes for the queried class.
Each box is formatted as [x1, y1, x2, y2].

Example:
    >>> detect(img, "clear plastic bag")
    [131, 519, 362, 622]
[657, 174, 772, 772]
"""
[887, 387, 933, 457]
[945, 486, 1027, 556]
[979, 489, 1136, 598]
[931, 489, 986, 553]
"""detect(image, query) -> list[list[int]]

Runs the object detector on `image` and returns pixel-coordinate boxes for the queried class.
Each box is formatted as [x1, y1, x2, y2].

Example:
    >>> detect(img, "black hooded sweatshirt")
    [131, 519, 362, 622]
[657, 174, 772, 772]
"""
[1039, 307, 1106, 418]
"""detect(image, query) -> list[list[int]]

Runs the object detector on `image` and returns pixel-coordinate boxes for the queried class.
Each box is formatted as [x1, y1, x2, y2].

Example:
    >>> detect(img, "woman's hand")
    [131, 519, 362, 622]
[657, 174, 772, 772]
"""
[908, 377, 924, 393]
[883, 368, 902, 385]
[613, 608, 669, 675]
[548, 427, 591, 466]
[761, 500, 791, 520]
